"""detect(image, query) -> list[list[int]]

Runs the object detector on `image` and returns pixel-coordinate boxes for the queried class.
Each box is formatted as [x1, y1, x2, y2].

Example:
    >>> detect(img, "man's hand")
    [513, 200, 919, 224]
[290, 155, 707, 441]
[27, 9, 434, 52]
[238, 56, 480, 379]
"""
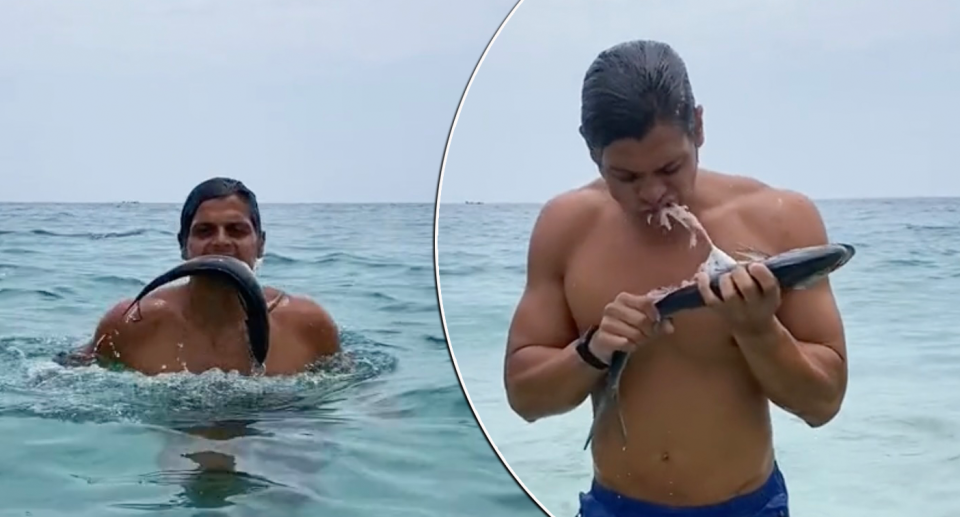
[590, 291, 675, 364]
[694, 262, 782, 336]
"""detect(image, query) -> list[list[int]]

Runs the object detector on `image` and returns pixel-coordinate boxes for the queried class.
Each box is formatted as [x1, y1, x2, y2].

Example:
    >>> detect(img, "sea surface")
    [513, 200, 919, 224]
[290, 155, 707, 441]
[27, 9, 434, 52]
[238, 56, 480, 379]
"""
[437, 198, 960, 517]
[0, 202, 544, 517]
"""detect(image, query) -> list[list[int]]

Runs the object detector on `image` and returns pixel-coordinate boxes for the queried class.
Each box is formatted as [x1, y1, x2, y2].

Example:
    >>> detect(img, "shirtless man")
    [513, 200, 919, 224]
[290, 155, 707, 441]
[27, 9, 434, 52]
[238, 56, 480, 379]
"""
[74, 177, 340, 376]
[503, 40, 848, 516]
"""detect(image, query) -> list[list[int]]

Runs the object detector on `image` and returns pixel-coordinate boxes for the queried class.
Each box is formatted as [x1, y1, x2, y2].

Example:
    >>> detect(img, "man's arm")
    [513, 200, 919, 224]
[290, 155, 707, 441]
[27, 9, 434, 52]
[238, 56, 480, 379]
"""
[735, 190, 848, 427]
[60, 299, 138, 365]
[504, 192, 608, 423]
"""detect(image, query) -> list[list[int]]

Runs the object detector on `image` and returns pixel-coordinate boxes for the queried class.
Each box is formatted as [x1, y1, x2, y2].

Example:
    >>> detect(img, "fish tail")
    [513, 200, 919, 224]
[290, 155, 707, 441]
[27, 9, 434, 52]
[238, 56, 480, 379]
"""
[583, 388, 612, 451]
[617, 401, 627, 444]
[583, 422, 597, 451]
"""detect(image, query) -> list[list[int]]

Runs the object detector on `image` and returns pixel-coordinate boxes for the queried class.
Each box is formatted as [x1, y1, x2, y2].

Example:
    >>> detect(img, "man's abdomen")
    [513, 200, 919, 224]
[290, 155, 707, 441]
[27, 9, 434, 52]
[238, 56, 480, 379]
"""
[589, 347, 775, 506]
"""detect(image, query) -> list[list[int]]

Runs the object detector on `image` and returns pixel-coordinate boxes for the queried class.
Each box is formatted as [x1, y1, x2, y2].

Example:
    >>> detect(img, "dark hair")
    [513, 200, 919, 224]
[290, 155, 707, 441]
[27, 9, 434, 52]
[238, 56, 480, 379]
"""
[579, 39, 697, 157]
[177, 177, 263, 249]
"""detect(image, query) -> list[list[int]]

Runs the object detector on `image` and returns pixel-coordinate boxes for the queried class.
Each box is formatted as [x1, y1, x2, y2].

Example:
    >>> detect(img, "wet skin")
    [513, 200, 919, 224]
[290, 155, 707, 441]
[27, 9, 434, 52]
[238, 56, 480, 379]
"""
[79, 195, 340, 376]
[503, 121, 848, 505]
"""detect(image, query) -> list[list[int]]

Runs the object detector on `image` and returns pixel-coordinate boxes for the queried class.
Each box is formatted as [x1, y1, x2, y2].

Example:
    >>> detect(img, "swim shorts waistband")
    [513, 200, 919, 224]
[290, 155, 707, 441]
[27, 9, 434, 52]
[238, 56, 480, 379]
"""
[577, 462, 789, 517]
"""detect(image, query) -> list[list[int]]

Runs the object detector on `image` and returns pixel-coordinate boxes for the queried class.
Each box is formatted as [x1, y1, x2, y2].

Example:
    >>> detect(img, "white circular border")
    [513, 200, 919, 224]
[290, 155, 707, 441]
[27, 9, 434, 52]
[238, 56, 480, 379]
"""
[431, 0, 556, 516]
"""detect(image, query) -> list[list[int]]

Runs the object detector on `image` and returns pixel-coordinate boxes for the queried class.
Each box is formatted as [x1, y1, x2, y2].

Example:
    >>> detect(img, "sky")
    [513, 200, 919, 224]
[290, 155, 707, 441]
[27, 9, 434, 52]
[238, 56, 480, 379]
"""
[0, 0, 518, 203]
[439, 0, 960, 203]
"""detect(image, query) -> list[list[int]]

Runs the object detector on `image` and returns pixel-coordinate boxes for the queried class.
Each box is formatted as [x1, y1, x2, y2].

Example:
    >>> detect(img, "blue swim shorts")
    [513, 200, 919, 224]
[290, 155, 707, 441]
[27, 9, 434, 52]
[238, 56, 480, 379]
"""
[577, 463, 789, 517]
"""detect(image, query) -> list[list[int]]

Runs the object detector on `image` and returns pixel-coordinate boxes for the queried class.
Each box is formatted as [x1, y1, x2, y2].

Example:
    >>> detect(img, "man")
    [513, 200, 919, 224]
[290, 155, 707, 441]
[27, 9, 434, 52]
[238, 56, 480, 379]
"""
[503, 40, 847, 516]
[75, 177, 340, 376]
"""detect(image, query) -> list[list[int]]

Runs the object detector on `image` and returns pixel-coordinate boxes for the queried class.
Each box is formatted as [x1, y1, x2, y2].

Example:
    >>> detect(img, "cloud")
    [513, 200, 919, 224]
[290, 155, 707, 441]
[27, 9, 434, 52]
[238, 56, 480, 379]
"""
[498, 0, 960, 58]
[0, 0, 517, 70]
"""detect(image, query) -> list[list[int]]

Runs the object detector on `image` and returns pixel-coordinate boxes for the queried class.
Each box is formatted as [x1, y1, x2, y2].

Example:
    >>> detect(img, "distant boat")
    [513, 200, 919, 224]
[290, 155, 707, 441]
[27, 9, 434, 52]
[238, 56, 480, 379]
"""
[464, 201, 484, 205]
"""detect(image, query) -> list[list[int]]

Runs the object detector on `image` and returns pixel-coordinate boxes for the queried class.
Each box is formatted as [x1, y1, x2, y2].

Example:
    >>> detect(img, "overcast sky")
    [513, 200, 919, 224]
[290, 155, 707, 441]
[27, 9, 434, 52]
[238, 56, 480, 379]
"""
[0, 0, 516, 203]
[440, 0, 960, 203]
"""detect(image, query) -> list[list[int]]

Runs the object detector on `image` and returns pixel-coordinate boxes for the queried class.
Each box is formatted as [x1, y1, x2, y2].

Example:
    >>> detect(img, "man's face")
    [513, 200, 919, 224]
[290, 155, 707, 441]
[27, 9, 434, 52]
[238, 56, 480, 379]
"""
[182, 195, 263, 268]
[598, 111, 704, 222]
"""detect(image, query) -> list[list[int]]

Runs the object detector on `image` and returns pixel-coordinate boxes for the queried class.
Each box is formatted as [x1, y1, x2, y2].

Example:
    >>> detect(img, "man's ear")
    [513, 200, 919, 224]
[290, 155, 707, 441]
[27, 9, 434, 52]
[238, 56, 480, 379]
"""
[257, 232, 266, 258]
[693, 105, 705, 148]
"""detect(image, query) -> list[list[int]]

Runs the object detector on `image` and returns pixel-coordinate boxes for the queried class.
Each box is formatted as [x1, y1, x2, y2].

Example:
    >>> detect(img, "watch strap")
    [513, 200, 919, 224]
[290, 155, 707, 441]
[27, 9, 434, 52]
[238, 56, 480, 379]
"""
[575, 325, 608, 370]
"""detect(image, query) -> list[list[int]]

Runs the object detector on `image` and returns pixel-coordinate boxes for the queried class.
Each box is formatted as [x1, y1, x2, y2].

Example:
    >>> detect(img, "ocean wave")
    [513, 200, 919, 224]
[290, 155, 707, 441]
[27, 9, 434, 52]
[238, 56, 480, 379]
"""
[0, 228, 172, 240]
[0, 287, 65, 301]
[262, 252, 300, 265]
[89, 274, 147, 289]
[313, 251, 397, 269]
[0, 262, 49, 274]
[380, 301, 439, 315]
[903, 223, 960, 234]
[366, 383, 471, 420]
[438, 264, 489, 276]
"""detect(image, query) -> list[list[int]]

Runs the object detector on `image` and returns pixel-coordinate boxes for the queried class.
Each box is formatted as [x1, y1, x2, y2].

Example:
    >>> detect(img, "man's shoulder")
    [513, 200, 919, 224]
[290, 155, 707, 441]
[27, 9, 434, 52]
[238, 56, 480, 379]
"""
[268, 291, 339, 331]
[270, 292, 333, 321]
[268, 292, 340, 356]
[723, 176, 825, 252]
[531, 181, 608, 252]
[91, 288, 182, 356]
[539, 180, 609, 222]
[99, 288, 183, 332]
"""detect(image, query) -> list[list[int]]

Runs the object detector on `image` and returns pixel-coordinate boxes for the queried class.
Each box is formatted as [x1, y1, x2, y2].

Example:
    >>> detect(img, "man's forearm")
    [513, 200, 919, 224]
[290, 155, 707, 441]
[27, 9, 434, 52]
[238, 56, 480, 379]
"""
[505, 341, 606, 422]
[733, 317, 846, 427]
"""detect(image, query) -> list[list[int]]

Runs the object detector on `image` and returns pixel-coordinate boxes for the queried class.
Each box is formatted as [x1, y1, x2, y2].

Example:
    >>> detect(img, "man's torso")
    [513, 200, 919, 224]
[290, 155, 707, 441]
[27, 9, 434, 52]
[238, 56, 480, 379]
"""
[103, 286, 323, 376]
[564, 171, 784, 505]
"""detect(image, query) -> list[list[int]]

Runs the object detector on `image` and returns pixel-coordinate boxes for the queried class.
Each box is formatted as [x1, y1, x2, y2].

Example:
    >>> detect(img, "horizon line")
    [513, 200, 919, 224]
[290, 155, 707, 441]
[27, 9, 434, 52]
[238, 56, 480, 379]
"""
[0, 200, 437, 205]
[1, 195, 958, 204]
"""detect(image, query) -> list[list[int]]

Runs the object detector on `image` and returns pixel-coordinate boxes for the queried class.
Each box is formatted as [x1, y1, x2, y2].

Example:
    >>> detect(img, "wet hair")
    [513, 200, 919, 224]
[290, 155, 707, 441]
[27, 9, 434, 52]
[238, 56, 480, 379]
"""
[579, 39, 698, 160]
[177, 177, 264, 250]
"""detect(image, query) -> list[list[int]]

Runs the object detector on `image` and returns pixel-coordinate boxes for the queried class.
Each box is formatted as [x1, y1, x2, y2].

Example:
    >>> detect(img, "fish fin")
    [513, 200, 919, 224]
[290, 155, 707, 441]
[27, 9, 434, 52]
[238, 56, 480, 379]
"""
[793, 272, 830, 290]
[733, 244, 772, 262]
[616, 400, 627, 445]
[126, 300, 145, 323]
[583, 425, 596, 450]
[583, 400, 605, 450]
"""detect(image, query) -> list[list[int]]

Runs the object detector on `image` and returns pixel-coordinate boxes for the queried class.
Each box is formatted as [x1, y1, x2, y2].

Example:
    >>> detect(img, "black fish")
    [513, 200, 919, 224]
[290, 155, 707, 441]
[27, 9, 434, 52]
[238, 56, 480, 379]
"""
[583, 243, 856, 450]
[125, 255, 270, 365]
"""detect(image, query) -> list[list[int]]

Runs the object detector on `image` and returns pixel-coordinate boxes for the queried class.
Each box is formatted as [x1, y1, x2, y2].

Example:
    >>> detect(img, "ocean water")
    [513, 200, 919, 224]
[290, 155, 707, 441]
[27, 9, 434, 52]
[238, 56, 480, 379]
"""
[0, 202, 544, 517]
[437, 198, 960, 517]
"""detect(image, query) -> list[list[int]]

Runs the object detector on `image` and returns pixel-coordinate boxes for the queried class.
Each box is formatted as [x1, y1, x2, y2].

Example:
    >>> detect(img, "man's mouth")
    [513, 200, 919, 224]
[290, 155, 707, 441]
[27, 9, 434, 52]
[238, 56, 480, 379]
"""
[204, 250, 237, 258]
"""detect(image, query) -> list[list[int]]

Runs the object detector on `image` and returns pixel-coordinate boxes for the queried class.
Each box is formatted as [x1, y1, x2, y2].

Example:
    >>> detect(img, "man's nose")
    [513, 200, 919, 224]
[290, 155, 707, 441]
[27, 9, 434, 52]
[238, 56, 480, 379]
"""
[636, 182, 667, 204]
[211, 227, 230, 244]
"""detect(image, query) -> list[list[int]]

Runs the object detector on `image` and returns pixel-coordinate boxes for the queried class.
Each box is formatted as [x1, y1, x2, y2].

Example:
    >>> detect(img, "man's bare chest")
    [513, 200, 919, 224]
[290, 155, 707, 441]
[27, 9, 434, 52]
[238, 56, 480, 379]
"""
[562, 213, 769, 358]
[121, 316, 314, 375]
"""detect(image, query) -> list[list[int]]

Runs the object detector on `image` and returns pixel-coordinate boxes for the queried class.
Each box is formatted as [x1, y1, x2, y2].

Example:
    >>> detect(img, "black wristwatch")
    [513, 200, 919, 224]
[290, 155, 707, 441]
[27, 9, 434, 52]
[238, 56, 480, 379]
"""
[575, 325, 608, 370]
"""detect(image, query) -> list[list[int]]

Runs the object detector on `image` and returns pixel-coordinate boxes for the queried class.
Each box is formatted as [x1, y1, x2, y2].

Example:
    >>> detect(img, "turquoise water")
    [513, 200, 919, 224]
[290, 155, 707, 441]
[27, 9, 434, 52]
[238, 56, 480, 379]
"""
[437, 198, 960, 517]
[0, 203, 543, 517]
